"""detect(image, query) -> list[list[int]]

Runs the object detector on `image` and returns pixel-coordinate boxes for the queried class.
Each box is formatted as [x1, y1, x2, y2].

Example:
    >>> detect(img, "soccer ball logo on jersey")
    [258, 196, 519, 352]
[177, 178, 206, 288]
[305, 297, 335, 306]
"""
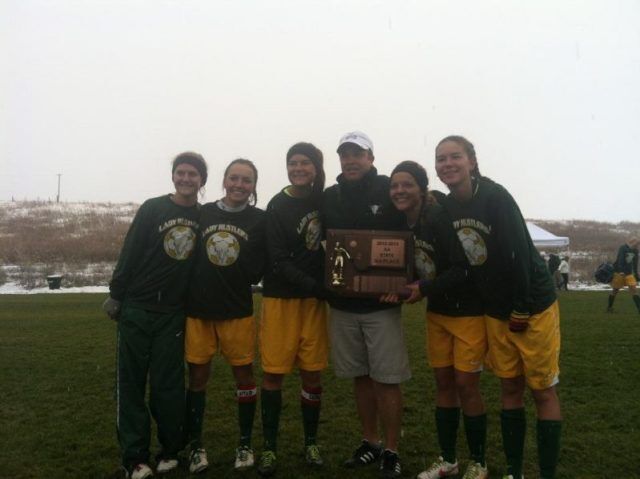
[207, 231, 240, 266]
[305, 218, 321, 251]
[164, 226, 196, 260]
[457, 227, 487, 266]
[415, 248, 436, 281]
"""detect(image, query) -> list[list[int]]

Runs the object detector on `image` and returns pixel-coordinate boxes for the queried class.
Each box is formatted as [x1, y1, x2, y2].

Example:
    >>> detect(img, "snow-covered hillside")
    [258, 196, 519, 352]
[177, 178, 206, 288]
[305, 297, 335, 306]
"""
[1, 201, 638, 293]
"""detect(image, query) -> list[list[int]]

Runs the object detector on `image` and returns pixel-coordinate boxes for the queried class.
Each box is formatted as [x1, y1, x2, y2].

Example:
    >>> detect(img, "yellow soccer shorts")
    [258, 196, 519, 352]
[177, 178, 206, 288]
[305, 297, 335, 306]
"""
[485, 301, 561, 390]
[611, 273, 637, 289]
[426, 312, 487, 373]
[185, 315, 256, 366]
[260, 297, 328, 374]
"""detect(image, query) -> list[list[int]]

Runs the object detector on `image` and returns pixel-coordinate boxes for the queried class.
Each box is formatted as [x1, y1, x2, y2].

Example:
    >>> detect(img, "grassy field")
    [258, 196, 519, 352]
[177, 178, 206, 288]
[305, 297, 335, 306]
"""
[1, 291, 639, 479]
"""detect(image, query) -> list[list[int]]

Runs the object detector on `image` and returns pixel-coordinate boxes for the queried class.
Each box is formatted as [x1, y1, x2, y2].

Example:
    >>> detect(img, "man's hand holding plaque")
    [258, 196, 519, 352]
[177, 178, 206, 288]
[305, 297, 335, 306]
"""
[325, 229, 414, 298]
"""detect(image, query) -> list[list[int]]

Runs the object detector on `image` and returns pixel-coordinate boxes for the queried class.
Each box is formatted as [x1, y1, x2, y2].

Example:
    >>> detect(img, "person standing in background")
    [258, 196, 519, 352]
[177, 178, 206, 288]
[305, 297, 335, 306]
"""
[547, 254, 561, 290]
[607, 238, 640, 314]
[558, 257, 570, 291]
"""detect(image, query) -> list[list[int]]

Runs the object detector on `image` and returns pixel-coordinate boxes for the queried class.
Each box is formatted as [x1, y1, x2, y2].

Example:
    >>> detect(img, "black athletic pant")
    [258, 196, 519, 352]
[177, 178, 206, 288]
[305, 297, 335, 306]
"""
[116, 305, 186, 467]
[561, 273, 569, 290]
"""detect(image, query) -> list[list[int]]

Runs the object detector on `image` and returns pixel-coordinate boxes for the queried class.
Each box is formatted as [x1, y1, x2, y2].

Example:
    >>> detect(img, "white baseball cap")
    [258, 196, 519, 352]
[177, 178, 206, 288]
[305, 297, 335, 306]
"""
[337, 131, 374, 153]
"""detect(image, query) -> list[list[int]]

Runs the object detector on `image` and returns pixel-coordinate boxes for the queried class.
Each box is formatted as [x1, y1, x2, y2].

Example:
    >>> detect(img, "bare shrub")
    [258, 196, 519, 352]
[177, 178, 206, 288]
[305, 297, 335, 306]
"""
[17, 264, 47, 289]
[1, 202, 638, 289]
[62, 262, 113, 287]
[0, 202, 137, 264]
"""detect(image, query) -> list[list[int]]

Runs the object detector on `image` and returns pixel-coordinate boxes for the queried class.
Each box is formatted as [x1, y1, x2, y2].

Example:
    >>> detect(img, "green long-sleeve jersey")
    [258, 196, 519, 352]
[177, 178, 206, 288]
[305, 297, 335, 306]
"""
[614, 243, 639, 279]
[262, 188, 324, 298]
[442, 177, 556, 320]
[186, 202, 266, 321]
[109, 194, 200, 312]
[413, 202, 484, 317]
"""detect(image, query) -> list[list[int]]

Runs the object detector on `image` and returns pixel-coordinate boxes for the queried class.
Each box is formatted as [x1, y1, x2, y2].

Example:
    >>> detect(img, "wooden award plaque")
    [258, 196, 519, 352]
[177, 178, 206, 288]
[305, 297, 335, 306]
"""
[325, 229, 414, 298]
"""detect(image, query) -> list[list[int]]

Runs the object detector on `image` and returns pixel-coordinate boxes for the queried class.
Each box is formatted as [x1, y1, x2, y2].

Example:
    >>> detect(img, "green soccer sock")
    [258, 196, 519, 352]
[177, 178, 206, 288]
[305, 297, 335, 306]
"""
[185, 389, 205, 448]
[537, 419, 561, 479]
[463, 413, 487, 466]
[501, 408, 526, 478]
[435, 407, 460, 464]
[261, 388, 282, 452]
[301, 386, 322, 446]
[632, 295, 640, 313]
[237, 384, 257, 447]
[608, 294, 615, 309]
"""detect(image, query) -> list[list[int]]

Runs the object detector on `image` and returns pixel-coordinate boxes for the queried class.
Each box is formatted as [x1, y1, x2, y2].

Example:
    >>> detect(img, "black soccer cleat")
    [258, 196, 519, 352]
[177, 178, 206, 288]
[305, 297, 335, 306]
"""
[344, 440, 383, 468]
[380, 449, 402, 478]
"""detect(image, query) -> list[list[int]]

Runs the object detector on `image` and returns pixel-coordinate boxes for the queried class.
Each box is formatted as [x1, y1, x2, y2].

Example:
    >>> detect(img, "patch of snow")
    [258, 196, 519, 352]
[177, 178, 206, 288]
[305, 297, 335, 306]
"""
[568, 281, 611, 291]
[0, 200, 138, 220]
[0, 282, 109, 294]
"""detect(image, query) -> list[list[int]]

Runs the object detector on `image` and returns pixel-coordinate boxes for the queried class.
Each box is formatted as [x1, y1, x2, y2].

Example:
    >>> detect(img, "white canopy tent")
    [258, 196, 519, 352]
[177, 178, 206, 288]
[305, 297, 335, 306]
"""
[526, 222, 570, 248]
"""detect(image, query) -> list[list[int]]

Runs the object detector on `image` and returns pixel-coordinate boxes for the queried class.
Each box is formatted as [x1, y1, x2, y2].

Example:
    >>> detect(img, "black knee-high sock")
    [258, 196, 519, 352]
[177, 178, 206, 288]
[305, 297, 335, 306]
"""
[261, 389, 282, 452]
[237, 384, 257, 447]
[185, 390, 206, 448]
[301, 386, 322, 446]
[537, 419, 562, 479]
[464, 413, 487, 466]
[607, 294, 615, 309]
[436, 407, 460, 464]
[501, 408, 526, 478]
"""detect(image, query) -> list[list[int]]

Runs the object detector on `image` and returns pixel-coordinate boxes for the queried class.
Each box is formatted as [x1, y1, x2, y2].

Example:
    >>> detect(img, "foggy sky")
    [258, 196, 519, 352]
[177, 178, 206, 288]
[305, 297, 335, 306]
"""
[2, 0, 639, 221]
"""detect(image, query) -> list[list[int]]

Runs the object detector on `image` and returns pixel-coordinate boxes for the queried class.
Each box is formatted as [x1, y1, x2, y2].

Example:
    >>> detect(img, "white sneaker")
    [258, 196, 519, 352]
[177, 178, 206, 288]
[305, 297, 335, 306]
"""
[126, 463, 153, 479]
[235, 445, 255, 470]
[502, 475, 524, 479]
[189, 448, 209, 474]
[462, 462, 488, 479]
[156, 458, 178, 474]
[417, 456, 459, 479]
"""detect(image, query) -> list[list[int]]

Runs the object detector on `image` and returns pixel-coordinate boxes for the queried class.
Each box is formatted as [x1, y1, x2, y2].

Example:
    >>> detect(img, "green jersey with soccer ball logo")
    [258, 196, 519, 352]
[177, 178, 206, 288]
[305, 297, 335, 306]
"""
[413, 202, 484, 317]
[614, 243, 639, 279]
[186, 202, 267, 321]
[441, 177, 556, 320]
[109, 194, 200, 312]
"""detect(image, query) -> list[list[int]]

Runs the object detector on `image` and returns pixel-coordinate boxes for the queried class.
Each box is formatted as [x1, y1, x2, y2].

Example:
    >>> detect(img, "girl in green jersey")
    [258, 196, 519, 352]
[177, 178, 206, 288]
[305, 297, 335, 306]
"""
[184, 159, 266, 474]
[388, 161, 488, 479]
[435, 136, 561, 479]
[104, 152, 207, 479]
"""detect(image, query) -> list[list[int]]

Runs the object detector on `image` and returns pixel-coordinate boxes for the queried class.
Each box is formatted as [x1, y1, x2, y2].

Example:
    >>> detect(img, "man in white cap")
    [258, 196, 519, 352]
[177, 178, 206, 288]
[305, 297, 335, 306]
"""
[322, 131, 409, 479]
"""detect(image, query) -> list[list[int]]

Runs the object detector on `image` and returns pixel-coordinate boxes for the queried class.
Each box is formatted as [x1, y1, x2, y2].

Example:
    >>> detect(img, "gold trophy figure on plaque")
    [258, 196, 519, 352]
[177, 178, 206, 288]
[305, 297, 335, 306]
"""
[331, 241, 351, 287]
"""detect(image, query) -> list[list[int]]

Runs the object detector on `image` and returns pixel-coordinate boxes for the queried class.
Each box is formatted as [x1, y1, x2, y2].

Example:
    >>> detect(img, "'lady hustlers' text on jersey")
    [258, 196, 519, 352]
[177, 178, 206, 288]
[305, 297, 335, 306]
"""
[442, 177, 556, 320]
[413, 202, 483, 317]
[187, 202, 266, 321]
[109, 194, 200, 312]
[262, 188, 324, 298]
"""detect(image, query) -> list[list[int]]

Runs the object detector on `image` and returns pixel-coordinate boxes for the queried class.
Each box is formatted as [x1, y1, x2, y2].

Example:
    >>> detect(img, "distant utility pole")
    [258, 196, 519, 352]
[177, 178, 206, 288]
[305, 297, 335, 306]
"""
[56, 173, 62, 203]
